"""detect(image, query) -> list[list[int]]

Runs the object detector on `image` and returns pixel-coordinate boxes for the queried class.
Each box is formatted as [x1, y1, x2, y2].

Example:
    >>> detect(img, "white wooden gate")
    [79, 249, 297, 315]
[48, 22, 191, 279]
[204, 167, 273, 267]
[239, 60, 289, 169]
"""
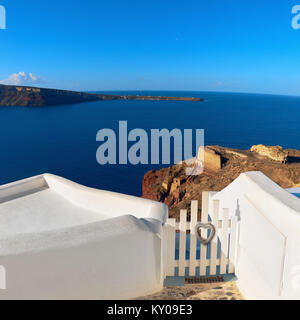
[163, 192, 239, 278]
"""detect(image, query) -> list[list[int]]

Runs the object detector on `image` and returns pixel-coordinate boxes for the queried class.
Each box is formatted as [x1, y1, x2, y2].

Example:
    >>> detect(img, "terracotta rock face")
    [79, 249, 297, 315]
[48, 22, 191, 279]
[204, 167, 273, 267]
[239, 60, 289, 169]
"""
[142, 170, 167, 202]
[250, 144, 287, 163]
[142, 145, 300, 218]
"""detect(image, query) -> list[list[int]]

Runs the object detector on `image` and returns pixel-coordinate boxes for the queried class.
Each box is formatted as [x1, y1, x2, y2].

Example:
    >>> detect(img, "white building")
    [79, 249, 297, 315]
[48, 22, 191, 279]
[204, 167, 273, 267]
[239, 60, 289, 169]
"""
[1, 171, 300, 300]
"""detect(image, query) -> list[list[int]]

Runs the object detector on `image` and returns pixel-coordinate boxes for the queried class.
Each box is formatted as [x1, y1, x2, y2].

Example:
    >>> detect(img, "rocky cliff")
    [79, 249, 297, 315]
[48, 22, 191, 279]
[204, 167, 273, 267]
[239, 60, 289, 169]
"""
[142, 145, 300, 218]
[0, 85, 102, 107]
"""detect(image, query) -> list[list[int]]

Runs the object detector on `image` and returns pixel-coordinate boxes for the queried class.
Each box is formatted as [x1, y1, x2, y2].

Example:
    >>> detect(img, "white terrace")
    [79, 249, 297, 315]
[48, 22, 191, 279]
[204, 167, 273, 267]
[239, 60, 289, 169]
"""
[0, 171, 300, 300]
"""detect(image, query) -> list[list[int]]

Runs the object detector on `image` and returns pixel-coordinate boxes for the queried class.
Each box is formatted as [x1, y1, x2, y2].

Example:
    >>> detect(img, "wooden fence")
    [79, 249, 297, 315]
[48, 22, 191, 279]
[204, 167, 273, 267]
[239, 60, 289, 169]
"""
[163, 192, 239, 278]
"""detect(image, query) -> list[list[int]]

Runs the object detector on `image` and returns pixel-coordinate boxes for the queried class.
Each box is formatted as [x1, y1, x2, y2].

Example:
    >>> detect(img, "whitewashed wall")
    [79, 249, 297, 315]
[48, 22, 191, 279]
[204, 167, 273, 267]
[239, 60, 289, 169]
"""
[0, 174, 168, 300]
[44, 174, 168, 223]
[0, 216, 164, 300]
[211, 171, 300, 300]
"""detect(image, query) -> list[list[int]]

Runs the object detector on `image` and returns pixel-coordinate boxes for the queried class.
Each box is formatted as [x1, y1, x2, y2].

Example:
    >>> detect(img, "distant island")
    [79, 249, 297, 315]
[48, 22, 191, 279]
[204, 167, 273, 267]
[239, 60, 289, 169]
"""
[0, 84, 204, 107]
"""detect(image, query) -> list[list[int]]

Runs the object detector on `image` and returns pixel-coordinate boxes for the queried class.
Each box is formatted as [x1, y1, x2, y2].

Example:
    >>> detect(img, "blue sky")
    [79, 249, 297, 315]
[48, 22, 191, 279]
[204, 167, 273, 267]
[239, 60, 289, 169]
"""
[0, 0, 300, 95]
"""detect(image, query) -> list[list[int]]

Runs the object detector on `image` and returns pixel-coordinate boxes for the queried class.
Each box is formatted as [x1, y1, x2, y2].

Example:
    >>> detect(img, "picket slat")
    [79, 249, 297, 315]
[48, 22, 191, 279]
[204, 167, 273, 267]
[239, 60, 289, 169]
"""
[166, 218, 176, 276]
[178, 210, 187, 276]
[210, 200, 219, 275]
[199, 192, 209, 276]
[228, 215, 238, 274]
[189, 200, 198, 276]
[220, 208, 229, 274]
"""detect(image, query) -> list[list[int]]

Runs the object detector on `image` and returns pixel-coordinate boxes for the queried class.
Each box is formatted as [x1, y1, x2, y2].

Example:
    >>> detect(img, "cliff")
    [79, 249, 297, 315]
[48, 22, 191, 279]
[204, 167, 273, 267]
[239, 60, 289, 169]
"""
[0, 85, 203, 107]
[0, 85, 101, 107]
[142, 145, 300, 218]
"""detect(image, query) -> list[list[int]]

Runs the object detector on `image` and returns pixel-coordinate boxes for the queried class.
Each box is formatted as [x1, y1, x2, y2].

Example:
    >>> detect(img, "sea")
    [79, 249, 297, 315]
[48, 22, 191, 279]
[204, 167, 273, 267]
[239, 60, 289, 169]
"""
[0, 91, 300, 196]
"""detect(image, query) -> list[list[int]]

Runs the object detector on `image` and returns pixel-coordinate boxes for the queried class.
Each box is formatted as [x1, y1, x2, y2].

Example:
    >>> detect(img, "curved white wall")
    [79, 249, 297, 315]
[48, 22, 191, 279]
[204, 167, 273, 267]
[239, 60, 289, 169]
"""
[44, 174, 168, 224]
[0, 215, 163, 300]
[0, 174, 168, 300]
[211, 171, 300, 300]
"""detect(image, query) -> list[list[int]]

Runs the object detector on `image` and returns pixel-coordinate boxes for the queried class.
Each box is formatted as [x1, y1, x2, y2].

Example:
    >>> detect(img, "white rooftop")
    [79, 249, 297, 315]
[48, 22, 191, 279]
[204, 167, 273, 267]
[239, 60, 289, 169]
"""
[0, 173, 168, 246]
[0, 188, 108, 239]
[0, 174, 168, 300]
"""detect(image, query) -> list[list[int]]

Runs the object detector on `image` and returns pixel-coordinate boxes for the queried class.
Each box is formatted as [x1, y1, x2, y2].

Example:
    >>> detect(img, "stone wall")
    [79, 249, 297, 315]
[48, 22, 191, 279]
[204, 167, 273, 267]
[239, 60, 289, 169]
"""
[198, 147, 222, 172]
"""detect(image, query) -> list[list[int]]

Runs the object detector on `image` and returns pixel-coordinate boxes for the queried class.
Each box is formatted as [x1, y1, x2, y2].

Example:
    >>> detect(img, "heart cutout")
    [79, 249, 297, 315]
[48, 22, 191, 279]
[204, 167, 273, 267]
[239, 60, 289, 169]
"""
[195, 222, 216, 245]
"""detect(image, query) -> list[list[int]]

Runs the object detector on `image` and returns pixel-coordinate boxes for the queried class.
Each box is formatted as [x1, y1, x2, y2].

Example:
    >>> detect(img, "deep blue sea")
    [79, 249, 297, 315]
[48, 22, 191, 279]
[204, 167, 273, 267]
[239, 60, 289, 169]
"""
[1, 91, 300, 196]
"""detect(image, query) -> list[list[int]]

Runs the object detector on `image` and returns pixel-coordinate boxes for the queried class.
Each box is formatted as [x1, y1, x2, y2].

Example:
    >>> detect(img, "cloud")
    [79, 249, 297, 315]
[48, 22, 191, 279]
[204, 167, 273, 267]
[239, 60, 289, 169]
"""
[0, 72, 42, 86]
